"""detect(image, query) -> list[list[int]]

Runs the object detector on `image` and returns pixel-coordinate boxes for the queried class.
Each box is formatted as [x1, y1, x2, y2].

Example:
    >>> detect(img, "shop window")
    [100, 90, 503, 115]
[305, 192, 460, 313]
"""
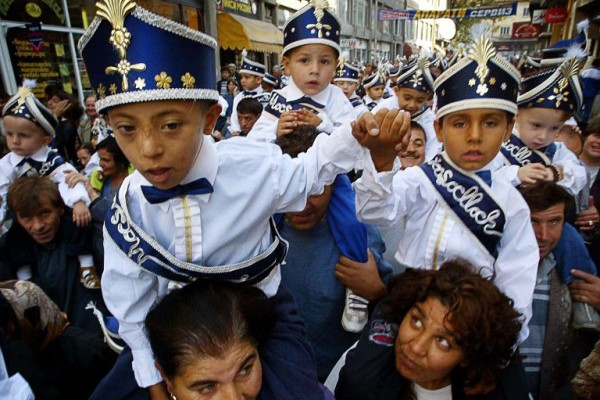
[5, 27, 80, 99]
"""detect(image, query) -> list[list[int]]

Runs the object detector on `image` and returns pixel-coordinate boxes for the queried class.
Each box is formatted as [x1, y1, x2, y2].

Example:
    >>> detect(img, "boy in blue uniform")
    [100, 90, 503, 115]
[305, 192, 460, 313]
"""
[362, 69, 387, 111]
[334, 61, 369, 119]
[248, 0, 354, 141]
[354, 36, 539, 343]
[373, 55, 442, 160]
[79, 1, 411, 399]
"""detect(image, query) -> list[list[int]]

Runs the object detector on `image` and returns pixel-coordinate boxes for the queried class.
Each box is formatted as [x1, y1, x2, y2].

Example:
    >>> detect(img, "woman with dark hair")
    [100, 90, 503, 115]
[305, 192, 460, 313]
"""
[145, 281, 274, 400]
[46, 91, 83, 164]
[90, 136, 130, 200]
[335, 260, 525, 400]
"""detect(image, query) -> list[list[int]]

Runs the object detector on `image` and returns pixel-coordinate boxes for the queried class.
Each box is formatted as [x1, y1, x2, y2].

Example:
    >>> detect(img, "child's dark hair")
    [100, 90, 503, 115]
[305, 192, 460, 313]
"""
[236, 98, 262, 116]
[96, 136, 130, 170]
[275, 125, 319, 157]
[145, 281, 274, 379]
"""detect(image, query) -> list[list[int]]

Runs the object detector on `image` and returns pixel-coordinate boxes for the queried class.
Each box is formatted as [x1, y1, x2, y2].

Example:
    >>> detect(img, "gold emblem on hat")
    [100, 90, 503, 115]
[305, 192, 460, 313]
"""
[96, 0, 147, 92]
[306, 0, 332, 39]
[468, 37, 496, 97]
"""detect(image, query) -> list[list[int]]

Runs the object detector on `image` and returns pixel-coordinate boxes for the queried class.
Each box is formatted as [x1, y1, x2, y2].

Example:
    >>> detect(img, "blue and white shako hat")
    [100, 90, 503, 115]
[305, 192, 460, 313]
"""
[2, 85, 58, 137]
[78, 0, 218, 113]
[262, 73, 277, 86]
[388, 66, 400, 78]
[283, 0, 341, 56]
[240, 57, 266, 77]
[434, 37, 520, 119]
[396, 56, 435, 94]
[335, 54, 359, 82]
[517, 57, 583, 114]
[363, 68, 386, 89]
[542, 20, 588, 63]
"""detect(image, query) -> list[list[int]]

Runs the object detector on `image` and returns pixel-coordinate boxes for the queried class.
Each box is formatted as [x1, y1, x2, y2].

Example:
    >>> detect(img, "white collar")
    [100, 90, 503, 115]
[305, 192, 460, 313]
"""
[10, 146, 50, 165]
[285, 77, 331, 105]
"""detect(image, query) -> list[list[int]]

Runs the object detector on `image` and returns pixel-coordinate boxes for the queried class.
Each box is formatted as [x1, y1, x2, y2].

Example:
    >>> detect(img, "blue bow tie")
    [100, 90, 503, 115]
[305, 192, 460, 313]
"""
[141, 178, 214, 204]
[288, 96, 326, 113]
[243, 91, 257, 97]
[475, 170, 492, 186]
[17, 157, 43, 172]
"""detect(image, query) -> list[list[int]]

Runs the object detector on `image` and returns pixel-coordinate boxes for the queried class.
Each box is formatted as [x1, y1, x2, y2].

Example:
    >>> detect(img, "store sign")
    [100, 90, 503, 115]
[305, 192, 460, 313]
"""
[26, 22, 45, 54]
[545, 8, 567, 24]
[341, 38, 357, 49]
[379, 2, 516, 20]
[532, 9, 546, 24]
[0, 0, 65, 25]
[511, 22, 541, 39]
[217, 0, 258, 18]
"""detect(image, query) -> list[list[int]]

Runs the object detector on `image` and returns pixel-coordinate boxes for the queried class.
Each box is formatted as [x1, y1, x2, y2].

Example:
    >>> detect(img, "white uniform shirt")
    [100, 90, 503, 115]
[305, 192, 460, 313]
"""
[363, 94, 382, 111]
[229, 85, 264, 134]
[102, 128, 364, 387]
[353, 153, 539, 343]
[0, 147, 90, 222]
[248, 78, 354, 142]
[373, 96, 442, 161]
[491, 130, 587, 196]
[349, 93, 369, 120]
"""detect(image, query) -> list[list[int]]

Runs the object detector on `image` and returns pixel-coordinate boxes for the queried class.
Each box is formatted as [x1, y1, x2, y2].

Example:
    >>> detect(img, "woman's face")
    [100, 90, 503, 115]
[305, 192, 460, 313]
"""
[97, 148, 117, 177]
[227, 81, 238, 93]
[166, 340, 262, 400]
[77, 148, 92, 167]
[395, 297, 466, 390]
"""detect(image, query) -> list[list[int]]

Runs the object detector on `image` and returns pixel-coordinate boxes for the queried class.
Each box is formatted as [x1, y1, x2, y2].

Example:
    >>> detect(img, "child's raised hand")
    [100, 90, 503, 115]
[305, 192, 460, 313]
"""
[72, 201, 92, 227]
[276, 111, 298, 137]
[295, 109, 322, 127]
[352, 109, 411, 172]
[517, 163, 548, 185]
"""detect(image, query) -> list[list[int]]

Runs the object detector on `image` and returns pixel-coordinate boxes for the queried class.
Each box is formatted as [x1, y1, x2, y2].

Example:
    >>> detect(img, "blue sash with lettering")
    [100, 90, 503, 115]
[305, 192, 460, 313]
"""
[500, 134, 557, 167]
[18, 149, 66, 177]
[264, 92, 325, 118]
[419, 154, 506, 258]
[104, 182, 288, 285]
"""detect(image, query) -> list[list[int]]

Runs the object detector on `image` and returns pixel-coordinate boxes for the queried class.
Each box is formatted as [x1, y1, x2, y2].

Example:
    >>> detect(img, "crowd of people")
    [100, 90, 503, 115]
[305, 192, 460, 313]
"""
[0, 0, 600, 399]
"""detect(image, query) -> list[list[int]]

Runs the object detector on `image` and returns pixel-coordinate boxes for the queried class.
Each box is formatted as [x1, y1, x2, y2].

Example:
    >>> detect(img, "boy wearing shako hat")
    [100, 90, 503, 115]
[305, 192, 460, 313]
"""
[248, 0, 355, 141]
[0, 87, 101, 289]
[334, 60, 369, 119]
[248, 0, 378, 336]
[362, 68, 387, 111]
[373, 55, 442, 160]
[354, 36, 539, 346]
[78, 0, 411, 398]
[493, 55, 587, 196]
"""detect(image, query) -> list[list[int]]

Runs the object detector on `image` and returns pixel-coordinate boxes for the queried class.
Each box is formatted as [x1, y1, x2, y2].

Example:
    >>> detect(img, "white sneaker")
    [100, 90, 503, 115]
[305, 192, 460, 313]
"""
[342, 289, 369, 333]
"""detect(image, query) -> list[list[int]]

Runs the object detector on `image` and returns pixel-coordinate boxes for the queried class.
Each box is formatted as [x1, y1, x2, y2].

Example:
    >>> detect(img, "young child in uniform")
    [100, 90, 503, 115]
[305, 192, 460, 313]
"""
[250, 0, 379, 333]
[373, 55, 442, 160]
[229, 57, 265, 136]
[353, 36, 539, 343]
[494, 52, 598, 330]
[334, 61, 369, 119]
[78, 1, 411, 398]
[248, 0, 355, 141]
[362, 69, 386, 111]
[0, 87, 100, 289]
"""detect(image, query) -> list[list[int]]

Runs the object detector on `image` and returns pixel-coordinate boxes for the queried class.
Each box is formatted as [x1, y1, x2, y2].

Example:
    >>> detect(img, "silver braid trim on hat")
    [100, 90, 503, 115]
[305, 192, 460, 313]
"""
[95, 88, 219, 112]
